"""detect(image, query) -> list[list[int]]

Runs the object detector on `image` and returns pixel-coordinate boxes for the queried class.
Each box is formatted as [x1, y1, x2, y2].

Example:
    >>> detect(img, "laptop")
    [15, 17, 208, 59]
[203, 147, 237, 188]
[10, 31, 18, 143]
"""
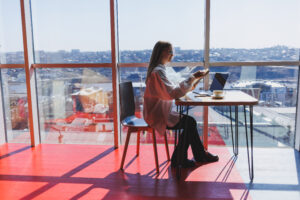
[195, 73, 229, 96]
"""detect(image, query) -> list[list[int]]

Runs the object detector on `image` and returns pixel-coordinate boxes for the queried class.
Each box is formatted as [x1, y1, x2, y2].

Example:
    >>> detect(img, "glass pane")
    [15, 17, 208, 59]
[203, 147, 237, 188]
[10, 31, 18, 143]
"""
[209, 66, 299, 147]
[118, 0, 205, 63]
[0, 0, 24, 64]
[210, 0, 300, 61]
[36, 67, 114, 144]
[1, 68, 30, 143]
[31, 0, 111, 63]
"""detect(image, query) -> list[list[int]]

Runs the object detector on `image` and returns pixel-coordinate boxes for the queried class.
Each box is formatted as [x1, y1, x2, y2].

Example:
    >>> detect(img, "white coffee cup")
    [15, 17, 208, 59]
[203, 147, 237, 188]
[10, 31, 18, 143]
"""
[213, 90, 223, 97]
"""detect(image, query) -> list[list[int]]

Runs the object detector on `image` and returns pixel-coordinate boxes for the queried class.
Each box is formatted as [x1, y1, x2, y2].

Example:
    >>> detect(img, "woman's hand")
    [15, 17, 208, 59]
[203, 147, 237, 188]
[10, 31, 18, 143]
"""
[191, 79, 201, 90]
[193, 69, 209, 79]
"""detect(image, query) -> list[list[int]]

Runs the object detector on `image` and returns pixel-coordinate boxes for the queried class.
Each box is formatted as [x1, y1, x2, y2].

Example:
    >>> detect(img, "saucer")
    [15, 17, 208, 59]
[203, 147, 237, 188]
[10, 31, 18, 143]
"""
[212, 94, 224, 99]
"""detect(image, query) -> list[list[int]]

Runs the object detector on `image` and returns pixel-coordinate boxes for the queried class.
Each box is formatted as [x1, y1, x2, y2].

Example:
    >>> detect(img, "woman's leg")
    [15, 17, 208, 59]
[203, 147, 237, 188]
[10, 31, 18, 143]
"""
[168, 114, 206, 163]
[180, 115, 206, 161]
[179, 115, 219, 162]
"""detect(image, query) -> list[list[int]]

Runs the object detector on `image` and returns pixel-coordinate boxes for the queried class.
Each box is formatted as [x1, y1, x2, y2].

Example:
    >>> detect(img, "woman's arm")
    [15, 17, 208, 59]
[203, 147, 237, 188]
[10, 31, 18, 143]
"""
[154, 69, 196, 100]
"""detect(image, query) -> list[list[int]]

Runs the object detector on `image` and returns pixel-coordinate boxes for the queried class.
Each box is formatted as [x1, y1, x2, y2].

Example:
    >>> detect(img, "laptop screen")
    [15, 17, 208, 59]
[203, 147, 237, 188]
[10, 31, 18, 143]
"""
[209, 73, 229, 91]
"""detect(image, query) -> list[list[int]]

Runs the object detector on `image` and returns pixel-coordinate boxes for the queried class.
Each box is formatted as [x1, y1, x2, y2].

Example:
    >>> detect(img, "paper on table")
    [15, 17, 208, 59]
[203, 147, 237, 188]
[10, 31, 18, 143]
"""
[184, 92, 202, 101]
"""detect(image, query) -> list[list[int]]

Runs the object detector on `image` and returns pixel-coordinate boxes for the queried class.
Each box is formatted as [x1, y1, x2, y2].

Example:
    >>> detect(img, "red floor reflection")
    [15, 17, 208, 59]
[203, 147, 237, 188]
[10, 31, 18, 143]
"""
[0, 143, 250, 199]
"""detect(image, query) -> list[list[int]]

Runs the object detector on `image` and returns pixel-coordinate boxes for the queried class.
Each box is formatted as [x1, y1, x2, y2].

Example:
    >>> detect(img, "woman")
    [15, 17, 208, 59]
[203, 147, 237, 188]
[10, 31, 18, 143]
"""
[143, 41, 219, 168]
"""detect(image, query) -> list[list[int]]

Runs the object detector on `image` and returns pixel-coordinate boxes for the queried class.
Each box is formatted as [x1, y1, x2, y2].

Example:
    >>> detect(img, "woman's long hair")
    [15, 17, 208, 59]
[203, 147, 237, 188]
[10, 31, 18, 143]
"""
[146, 41, 172, 82]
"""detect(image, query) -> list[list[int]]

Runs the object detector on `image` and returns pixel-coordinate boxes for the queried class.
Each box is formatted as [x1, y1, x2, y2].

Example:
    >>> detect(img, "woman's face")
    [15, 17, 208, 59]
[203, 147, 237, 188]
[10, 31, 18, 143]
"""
[161, 46, 173, 64]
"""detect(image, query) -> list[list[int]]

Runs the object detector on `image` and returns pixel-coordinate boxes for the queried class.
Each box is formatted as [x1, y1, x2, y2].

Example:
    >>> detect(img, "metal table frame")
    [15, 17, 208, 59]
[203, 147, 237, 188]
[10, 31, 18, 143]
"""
[174, 104, 254, 181]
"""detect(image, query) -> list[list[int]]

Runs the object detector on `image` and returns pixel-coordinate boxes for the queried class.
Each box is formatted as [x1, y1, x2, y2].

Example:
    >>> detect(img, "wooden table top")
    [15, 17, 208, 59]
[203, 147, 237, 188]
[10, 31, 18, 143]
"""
[176, 90, 259, 106]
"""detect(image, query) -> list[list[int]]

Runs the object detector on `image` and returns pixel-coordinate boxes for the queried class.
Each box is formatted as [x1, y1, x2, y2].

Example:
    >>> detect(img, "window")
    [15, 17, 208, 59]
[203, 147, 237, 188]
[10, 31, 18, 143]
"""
[31, 0, 111, 63]
[209, 66, 299, 147]
[0, 0, 27, 143]
[118, 0, 205, 63]
[0, 0, 299, 148]
[0, 0, 24, 64]
[36, 67, 114, 144]
[210, 0, 300, 62]
[1, 68, 29, 143]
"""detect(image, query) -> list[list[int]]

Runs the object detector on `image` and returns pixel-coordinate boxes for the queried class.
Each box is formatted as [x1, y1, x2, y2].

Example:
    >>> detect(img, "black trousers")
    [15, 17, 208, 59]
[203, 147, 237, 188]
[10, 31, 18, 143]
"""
[167, 114, 206, 162]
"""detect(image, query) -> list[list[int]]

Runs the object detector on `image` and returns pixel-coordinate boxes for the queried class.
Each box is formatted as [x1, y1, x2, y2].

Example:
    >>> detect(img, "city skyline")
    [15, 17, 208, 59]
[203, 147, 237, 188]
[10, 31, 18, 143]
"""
[1, 45, 299, 64]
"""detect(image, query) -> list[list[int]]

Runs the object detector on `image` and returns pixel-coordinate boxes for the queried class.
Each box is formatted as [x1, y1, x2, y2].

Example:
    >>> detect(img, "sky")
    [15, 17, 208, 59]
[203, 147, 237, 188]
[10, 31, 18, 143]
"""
[0, 0, 299, 52]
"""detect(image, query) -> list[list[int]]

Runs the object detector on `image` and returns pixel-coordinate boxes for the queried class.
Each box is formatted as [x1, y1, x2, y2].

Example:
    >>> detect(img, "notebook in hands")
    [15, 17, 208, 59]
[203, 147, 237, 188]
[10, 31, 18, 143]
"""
[192, 68, 209, 87]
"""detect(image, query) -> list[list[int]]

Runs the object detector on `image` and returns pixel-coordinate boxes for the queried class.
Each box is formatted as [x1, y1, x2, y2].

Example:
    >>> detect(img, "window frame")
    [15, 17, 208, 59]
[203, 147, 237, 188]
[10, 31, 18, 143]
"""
[1, 0, 298, 149]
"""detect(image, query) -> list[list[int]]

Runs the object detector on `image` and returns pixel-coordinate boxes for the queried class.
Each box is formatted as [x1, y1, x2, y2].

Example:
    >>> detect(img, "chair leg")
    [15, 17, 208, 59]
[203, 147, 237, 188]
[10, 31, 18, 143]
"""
[120, 128, 132, 170]
[151, 129, 159, 173]
[164, 131, 170, 161]
[136, 131, 140, 156]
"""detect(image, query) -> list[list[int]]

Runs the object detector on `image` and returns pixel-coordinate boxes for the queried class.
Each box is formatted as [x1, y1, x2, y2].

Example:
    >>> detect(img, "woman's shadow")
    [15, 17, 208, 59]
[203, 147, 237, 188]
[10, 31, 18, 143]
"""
[141, 158, 212, 181]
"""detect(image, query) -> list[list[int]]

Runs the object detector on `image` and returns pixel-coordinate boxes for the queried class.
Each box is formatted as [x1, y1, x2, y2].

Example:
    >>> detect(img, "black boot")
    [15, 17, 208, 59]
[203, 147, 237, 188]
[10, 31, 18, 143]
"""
[195, 151, 219, 163]
[171, 158, 196, 168]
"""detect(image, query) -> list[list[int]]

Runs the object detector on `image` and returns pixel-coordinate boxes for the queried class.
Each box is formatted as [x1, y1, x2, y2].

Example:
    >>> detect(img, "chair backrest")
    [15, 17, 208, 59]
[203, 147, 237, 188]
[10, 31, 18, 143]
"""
[240, 88, 261, 100]
[119, 82, 135, 121]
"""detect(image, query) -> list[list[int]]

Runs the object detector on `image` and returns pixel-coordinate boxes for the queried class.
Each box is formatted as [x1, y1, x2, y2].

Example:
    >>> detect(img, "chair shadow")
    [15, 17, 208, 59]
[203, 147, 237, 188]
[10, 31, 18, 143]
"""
[100, 170, 245, 199]
[123, 155, 138, 170]
[121, 152, 237, 182]
[166, 161, 209, 181]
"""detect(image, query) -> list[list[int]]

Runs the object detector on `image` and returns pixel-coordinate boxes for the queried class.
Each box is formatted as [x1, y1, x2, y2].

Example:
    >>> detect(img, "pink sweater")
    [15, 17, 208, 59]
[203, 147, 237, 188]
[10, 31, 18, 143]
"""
[143, 64, 195, 135]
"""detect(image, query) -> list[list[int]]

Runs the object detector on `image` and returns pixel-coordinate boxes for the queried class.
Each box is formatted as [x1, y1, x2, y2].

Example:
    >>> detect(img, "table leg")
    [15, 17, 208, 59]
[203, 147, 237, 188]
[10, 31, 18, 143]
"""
[243, 105, 254, 181]
[229, 106, 239, 156]
[175, 106, 179, 150]
[176, 105, 183, 179]
[175, 105, 191, 180]
[234, 106, 239, 155]
[250, 105, 254, 180]
[229, 106, 235, 154]
[203, 106, 209, 150]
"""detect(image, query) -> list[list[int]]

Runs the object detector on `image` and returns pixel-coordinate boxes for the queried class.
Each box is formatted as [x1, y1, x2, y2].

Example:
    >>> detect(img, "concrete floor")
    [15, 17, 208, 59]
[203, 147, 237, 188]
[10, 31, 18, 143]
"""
[234, 147, 300, 200]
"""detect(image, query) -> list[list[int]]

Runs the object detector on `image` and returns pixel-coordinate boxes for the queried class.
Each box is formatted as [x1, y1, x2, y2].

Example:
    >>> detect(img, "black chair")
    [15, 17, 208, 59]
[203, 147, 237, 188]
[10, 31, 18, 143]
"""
[119, 82, 170, 173]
